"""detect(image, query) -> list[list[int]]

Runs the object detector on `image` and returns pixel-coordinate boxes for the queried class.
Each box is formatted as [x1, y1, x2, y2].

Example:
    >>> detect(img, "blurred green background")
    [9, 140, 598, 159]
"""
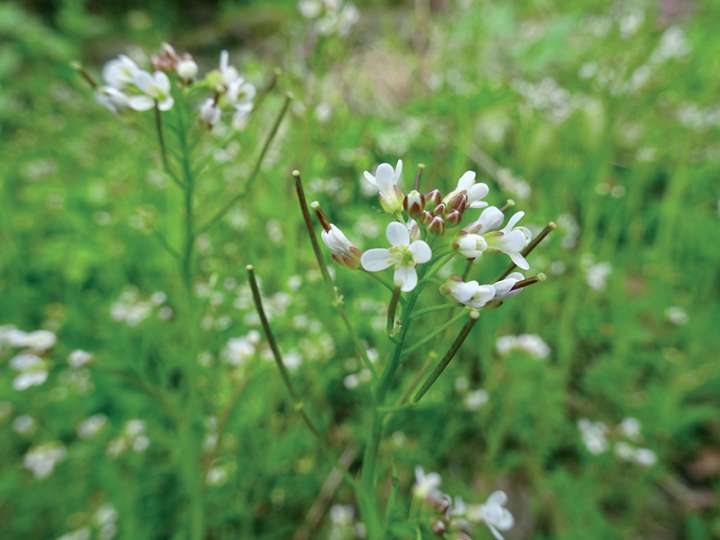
[1, 0, 719, 538]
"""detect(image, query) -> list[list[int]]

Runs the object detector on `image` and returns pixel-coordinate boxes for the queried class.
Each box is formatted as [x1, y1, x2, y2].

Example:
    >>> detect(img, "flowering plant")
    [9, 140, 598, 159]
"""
[247, 160, 556, 539]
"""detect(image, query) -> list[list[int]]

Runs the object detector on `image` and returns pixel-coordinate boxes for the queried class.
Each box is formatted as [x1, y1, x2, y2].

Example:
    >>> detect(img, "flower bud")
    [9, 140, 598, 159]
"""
[453, 233, 487, 259]
[431, 520, 447, 535]
[199, 98, 221, 128]
[433, 203, 446, 216]
[421, 210, 434, 225]
[446, 210, 462, 225]
[177, 58, 198, 80]
[428, 216, 445, 235]
[403, 189, 426, 217]
[426, 189, 442, 206]
[447, 192, 468, 213]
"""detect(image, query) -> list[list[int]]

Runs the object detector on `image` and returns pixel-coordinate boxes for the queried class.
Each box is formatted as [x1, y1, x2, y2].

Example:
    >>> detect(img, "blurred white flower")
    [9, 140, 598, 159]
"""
[102, 55, 141, 90]
[665, 306, 688, 326]
[578, 419, 608, 454]
[361, 221, 432, 292]
[23, 442, 66, 479]
[585, 261, 612, 291]
[77, 414, 108, 439]
[68, 349, 93, 368]
[413, 466, 442, 500]
[496, 334, 550, 359]
[10, 353, 48, 391]
[619, 417, 642, 441]
[57, 527, 91, 540]
[176, 57, 198, 80]
[13, 415, 36, 435]
[464, 389, 489, 410]
[200, 98, 221, 128]
[467, 491, 514, 540]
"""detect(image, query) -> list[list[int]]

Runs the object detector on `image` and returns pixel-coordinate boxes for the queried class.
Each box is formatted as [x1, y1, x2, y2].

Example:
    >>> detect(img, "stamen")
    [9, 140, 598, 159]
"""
[500, 199, 515, 212]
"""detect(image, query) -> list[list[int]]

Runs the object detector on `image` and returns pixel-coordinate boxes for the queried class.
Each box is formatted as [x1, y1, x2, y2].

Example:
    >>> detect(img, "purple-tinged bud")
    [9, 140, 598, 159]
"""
[447, 192, 468, 213]
[446, 210, 462, 225]
[433, 203, 447, 216]
[431, 520, 447, 535]
[403, 190, 426, 217]
[421, 210, 434, 225]
[426, 189, 442, 206]
[428, 216, 445, 235]
[428, 492, 451, 513]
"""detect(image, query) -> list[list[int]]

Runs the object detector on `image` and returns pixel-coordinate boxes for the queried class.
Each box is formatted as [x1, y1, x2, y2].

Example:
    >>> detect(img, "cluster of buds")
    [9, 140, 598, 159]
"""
[403, 168, 490, 236]
[77, 45, 255, 131]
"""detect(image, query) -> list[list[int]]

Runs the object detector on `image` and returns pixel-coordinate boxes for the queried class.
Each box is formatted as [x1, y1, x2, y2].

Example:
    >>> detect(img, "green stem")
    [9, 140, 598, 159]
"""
[400, 309, 467, 358]
[412, 313, 479, 403]
[386, 287, 401, 336]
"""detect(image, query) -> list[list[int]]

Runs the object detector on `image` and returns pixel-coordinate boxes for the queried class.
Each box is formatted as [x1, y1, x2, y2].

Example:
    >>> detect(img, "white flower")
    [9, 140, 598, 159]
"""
[127, 71, 174, 111]
[77, 414, 108, 439]
[464, 389, 489, 410]
[454, 233, 487, 259]
[57, 527, 91, 540]
[665, 306, 688, 326]
[463, 206, 505, 235]
[227, 77, 256, 126]
[442, 277, 496, 309]
[619, 417, 642, 441]
[23, 442, 66, 479]
[68, 349, 93, 368]
[361, 221, 431, 292]
[413, 466, 442, 499]
[200, 98, 221, 128]
[578, 419, 608, 454]
[491, 272, 525, 301]
[484, 211, 532, 269]
[467, 491, 514, 540]
[321, 224, 361, 268]
[299, 0, 322, 18]
[102, 55, 141, 90]
[633, 448, 657, 466]
[176, 58, 198, 80]
[218, 50, 241, 88]
[363, 160, 404, 213]
[10, 353, 48, 391]
[585, 261, 612, 291]
[443, 170, 489, 209]
[3, 329, 57, 351]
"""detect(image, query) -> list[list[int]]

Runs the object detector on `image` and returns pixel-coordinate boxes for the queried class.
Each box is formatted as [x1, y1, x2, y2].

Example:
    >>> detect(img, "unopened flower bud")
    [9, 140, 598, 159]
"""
[431, 520, 447, 535]
[428, 492, 451, 513]
[428, 216, 445, 235]
[421, 210, 434, 225]
[447, 192, 468, 213]
[426, 189, 442, 206]
[433, 203, 446, 216]
[403, 190, 426, 217]
[177, 57, 198, 80]
[152, 43, 180, 72]
[446, 210, 462, 225]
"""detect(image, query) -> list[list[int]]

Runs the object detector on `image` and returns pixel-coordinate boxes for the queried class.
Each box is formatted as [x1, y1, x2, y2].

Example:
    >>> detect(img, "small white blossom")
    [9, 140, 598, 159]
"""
[68, 349, 93, 368]
[484, 211, 532, 270]
[13, 415, 36, 435]
[10, 353, 49, 391]
[321, 224, 361, 268]
[578, 419, 608, 454]
[619, 417, 642, 441]
[200, 98, 221, 128]
[23, 442, 67, 479]
[102, 55, 141, 90]
[363, 160, 404, 213]
[464, 389, 489, 410]
[585, 261, 612, 291]
[361, 221, 432, 292]
[496, 333, 550, 359]
[467, 491, 514, 540]
[77, 414, 108, 439]
[413, 466, 442, 500]
[176, 57, 198, 80]
[665, 306, 688, 326]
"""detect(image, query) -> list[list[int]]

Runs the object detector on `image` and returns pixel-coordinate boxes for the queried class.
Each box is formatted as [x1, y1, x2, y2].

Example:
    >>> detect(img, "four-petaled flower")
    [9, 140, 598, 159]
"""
[361, 221, 431, 292]
[412, 466, 442, 500]
[363, 160, 404, 214]
[467, 491, 514, 540]
[484, 211, 532, 269]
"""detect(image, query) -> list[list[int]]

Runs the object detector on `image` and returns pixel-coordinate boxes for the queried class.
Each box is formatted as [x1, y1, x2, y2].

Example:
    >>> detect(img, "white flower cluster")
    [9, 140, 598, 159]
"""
[1, 325, 57, 391]
[316, 159, 540, 301]
[578, 417, 657, 467]
[94, 45, 255, 131]
[23, 442, 67, 479]
[298, 0, 359, 37]
[413, 466, 514, 540]
[110, 288, 172, 326]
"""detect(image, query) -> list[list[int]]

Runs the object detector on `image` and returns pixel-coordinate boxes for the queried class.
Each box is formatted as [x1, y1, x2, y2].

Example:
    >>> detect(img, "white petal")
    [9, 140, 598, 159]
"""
[361, 249, 392, 272]
[470, 285, 496, 308]
[154, 71, 171, 93]
[505, 211, 525, 231]
[467, 182, 489, 201]
[452, 280, 480, 302]
[509, 252, 529, 270]
[468, 200, 489, 209]
[394, 159, 403, 179]
[220, 50, 229, 71]
[132, 70, 154, 92]
[456, 170, 476, 190]
[157, 97, 174, 111]
[127, 95, 154, 111]
[374, 163, 397, 193]
[488, 491, 508, 506]
[394, 266, 418, 292]
[409, 240, 431, 263]
[386, 222, 409, 246]
[363, 171, 377, 187]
